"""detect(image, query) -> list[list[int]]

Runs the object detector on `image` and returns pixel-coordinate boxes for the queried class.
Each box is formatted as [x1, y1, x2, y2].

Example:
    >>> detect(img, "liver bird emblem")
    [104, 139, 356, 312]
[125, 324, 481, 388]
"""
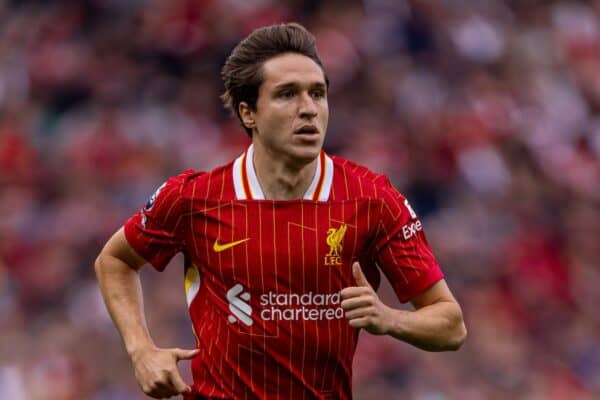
[326, 224, 347, 257]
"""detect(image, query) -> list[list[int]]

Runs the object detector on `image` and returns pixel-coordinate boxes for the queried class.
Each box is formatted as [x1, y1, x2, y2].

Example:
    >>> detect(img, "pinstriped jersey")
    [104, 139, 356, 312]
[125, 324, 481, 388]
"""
[124, 144, 443, 399]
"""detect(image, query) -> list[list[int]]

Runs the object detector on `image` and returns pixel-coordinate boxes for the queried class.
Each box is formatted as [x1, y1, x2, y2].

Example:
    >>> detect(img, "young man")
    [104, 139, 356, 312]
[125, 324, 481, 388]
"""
[95, 23, 466, 399]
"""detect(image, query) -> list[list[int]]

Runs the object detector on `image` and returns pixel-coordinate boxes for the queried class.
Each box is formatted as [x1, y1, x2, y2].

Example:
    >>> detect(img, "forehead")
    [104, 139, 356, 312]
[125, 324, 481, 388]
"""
[260, 53, 326, 88]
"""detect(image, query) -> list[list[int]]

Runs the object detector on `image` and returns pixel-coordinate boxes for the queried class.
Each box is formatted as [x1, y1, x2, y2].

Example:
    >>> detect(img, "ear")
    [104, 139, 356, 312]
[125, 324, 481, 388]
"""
[238, 102, 256, 130]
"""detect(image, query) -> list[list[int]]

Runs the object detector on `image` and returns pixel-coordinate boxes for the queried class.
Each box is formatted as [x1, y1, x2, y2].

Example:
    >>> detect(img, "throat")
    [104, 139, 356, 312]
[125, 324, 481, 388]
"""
[254, 155, 318, 201]
[262, 174, 313, 200]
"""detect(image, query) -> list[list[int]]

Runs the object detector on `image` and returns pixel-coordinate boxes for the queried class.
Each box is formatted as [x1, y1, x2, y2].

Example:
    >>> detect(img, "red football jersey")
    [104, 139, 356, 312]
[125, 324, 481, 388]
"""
[124, 145, 443, 399]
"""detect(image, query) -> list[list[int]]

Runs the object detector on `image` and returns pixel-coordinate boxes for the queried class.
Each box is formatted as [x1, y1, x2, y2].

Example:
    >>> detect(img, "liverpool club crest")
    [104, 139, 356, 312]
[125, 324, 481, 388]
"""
[324, 224, 347, 266]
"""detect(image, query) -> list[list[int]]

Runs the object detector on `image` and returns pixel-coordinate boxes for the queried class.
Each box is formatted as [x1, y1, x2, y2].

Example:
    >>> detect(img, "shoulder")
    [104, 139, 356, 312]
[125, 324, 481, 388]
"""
[135, 160, 235, 228]
[168, 159, 236, 201]
[330, 155, 405, 203]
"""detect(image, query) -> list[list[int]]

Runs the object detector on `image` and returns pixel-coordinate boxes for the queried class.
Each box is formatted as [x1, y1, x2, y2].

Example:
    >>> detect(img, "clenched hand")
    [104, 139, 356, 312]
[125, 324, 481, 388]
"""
[130, 346, 199, 399]
[341, 262, 393, 335]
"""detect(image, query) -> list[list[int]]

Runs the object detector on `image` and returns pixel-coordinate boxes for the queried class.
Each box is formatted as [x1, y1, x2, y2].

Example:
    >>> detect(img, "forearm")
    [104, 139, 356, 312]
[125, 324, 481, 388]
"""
[95, 253, 155, 355]
[386, 301, 466, 352]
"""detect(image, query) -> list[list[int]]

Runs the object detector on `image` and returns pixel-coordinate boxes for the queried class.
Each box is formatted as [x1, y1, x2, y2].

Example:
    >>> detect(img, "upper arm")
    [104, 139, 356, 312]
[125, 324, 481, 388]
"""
[120, 172, 198, 271]
[408, 279, 458, 310]
[98, 227, 148, 271]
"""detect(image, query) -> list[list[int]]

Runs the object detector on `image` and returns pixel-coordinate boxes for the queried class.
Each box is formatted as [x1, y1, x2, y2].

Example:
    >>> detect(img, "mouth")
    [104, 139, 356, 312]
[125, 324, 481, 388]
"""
[294, 125, 319, 135]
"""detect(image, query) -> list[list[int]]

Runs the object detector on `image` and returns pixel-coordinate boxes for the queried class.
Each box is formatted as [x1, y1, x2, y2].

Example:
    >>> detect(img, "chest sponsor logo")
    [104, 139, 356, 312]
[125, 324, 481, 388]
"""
[226, 283, 344, 324]
[325, 223, 347, 266]
[213, 238, 250, 253]
[227, 284, 253, 326]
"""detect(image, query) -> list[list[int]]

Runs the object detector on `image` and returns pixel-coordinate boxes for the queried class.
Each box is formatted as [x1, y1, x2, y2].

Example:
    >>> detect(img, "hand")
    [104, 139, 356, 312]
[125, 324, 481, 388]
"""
[341, 262, 392, 335]
[130, 345, 199, 398]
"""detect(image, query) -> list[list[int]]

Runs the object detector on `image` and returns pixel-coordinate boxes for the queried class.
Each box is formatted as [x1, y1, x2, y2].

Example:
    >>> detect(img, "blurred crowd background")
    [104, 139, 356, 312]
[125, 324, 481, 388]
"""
[1, 0, 599, 399]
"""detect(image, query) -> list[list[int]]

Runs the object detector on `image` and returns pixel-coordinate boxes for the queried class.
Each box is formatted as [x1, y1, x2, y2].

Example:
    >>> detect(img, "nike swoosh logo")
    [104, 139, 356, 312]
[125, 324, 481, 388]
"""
[213, 238, 250, 252]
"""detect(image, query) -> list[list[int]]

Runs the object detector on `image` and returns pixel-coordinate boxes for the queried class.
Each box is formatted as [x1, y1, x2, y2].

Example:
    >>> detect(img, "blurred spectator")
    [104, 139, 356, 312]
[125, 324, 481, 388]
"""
[1, 0, 599, 398]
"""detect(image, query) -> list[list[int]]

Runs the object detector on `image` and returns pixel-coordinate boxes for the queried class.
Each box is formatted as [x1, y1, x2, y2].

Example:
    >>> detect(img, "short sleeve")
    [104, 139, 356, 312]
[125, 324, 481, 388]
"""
[124, 170, 195, 271]
[372, 180, 444, 303]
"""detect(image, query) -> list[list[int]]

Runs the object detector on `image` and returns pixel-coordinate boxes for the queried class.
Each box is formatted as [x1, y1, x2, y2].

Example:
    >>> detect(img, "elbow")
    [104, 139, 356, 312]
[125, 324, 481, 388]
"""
[448, 321, 467, 351]
[446, 304, 467, 351]
[419, 319, 467, 352]
[431, 312, 467, 352]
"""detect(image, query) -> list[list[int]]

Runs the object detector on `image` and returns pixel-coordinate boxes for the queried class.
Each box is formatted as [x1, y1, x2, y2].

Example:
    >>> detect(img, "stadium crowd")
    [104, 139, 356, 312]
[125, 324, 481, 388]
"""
[1, 0, 599, 398]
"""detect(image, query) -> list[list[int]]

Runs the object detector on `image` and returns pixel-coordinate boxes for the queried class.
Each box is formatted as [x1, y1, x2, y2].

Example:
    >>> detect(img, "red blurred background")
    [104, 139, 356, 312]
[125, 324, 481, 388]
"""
[1, 1, 599, 398]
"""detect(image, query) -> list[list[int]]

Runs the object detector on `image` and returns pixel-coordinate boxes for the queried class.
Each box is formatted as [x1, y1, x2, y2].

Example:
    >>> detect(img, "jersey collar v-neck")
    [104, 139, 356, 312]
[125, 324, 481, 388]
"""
[232, 144, 333, 201]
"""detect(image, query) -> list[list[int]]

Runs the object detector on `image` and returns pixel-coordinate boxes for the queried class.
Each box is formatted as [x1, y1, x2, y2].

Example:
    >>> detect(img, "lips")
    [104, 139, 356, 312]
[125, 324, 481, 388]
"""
[294, 125, 319, 134]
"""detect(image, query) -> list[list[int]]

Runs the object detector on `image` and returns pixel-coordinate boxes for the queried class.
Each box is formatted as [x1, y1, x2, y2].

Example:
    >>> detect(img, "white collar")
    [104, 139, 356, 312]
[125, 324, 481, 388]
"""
[232, 144, 333, 201]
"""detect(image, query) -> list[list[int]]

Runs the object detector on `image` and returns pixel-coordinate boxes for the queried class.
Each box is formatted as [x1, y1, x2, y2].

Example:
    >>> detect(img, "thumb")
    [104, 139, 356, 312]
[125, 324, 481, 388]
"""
[352, 262, 371, 288]
[173, 348, 200, 361]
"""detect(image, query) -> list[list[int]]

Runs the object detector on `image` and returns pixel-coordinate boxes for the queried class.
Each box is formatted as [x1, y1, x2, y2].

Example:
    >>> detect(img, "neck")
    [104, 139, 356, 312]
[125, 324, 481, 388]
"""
[252, 143, 318, 201]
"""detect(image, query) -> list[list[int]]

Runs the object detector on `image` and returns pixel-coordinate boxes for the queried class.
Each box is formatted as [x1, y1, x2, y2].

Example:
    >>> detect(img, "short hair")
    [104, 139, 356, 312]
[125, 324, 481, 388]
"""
[220, 22, 328, 136]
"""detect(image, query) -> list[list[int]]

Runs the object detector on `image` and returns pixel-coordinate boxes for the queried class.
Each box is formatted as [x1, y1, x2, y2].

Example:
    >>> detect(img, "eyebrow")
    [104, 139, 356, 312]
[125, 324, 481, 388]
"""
[272, 81, 327, 90]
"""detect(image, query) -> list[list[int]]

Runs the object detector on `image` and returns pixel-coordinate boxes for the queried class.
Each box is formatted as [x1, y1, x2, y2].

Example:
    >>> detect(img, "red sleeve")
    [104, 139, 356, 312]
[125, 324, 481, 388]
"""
[123, 170, 197, 271]
[372, 178, 444, 303]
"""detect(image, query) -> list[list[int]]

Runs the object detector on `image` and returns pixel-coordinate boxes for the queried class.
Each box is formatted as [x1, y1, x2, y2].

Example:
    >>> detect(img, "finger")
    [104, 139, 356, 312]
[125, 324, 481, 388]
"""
[340, 286, 371, 300]
[348, 316, 371, 329]
[345, 307, 375, 320]
[169, 370, 192, 394]
[173, 348, 200, 361]
[352, 262, 371, 288]
[341, 296, 373, 311]
[147, 381, 177, 399]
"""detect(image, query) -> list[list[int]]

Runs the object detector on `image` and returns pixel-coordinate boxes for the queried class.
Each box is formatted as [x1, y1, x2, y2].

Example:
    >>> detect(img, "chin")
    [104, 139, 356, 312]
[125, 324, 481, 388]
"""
[289, 144, 322, 163]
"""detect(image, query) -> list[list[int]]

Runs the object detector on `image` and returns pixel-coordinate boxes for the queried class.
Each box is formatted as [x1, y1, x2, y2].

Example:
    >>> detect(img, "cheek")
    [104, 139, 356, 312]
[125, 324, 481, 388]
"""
[254, 113, 291, 141]
[320, 103, 329, 126]
[262, 107, 294, 130]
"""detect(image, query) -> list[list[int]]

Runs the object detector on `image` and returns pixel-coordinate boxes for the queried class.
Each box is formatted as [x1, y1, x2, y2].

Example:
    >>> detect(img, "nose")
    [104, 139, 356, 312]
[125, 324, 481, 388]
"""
[298, 92, 317, 119]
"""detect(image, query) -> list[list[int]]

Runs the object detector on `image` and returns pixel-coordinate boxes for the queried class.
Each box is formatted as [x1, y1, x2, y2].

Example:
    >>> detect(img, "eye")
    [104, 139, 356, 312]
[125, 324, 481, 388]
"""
[278, 90, 294, 99]
[310, 89, 325, 99]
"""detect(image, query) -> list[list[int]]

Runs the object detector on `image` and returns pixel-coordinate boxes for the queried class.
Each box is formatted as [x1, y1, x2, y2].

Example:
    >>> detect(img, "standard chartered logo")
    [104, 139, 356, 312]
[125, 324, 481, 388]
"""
[260, 291, 344, 321]
[227, 284, 253, 326]
[226, 284, 344, 324]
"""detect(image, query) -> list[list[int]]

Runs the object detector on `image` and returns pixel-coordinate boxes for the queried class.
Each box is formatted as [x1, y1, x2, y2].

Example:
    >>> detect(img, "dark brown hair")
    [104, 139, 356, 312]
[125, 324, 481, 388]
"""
[221, 22, 327, 136]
